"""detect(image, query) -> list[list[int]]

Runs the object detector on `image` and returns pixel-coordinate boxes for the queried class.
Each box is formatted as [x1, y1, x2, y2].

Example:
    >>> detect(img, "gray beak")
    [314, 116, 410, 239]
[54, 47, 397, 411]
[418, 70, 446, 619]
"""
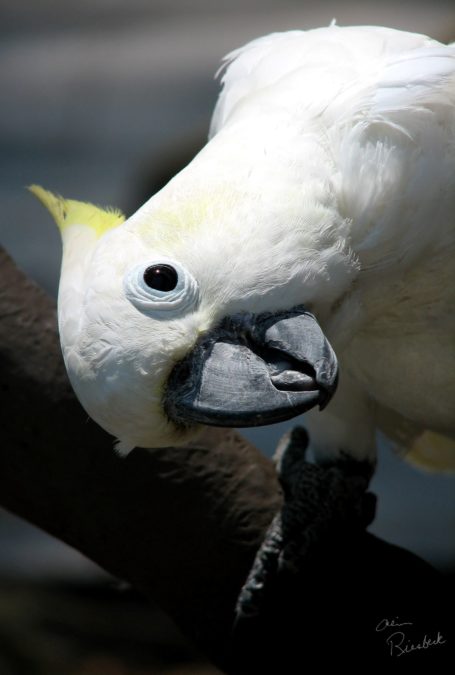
[164, 305, 338, 428]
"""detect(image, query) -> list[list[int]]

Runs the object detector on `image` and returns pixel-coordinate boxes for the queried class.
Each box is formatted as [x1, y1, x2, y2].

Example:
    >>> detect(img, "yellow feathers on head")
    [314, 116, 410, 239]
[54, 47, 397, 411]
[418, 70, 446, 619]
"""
[28, 185, 125, 238]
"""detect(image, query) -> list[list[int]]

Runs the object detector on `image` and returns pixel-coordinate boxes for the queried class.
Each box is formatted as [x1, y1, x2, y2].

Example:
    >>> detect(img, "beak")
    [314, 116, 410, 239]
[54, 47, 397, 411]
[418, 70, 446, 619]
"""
[164, 305, 338, 428]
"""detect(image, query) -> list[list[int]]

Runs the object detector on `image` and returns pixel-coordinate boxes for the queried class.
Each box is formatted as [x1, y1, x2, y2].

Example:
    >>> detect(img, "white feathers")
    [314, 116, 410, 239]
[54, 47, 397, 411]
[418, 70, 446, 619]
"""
[210, 26, 441, 135]
[210, 25, 455, 288]
[209, 24, 455, 467]
[54, 25, 454, 467]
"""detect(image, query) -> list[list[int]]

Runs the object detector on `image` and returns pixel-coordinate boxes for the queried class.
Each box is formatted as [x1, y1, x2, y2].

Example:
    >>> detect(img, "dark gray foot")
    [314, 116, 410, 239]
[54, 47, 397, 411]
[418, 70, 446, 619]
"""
[234, 426, 376, 624]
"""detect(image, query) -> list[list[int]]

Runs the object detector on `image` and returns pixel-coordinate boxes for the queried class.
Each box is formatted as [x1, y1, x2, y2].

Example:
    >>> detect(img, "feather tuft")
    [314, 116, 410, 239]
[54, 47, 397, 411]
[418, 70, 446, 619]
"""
[28, 185, 125, 238]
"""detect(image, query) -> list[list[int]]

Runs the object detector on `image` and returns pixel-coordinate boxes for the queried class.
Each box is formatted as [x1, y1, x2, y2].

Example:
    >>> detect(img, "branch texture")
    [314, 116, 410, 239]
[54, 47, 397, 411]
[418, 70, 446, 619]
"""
[0, 247, 281, 665]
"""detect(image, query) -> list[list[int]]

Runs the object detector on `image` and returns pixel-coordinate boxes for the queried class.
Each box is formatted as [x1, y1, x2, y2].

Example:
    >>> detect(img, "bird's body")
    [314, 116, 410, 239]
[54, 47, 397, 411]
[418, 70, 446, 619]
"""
[32, 25, 455, 470]
[207, 24, 455, 467]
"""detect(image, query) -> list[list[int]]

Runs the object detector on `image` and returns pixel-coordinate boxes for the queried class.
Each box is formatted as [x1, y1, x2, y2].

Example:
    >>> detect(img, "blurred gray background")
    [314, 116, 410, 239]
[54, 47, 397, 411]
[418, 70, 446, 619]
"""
[1, 0, 454, 611]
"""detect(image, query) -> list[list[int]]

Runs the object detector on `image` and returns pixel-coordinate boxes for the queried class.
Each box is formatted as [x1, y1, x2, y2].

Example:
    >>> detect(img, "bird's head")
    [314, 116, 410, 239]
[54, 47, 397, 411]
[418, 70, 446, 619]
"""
[30, 162, 352, 452]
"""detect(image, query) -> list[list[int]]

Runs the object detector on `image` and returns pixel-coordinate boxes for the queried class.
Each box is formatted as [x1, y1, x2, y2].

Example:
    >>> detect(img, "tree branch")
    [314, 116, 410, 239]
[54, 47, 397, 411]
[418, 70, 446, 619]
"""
[0, 247, 281, 666]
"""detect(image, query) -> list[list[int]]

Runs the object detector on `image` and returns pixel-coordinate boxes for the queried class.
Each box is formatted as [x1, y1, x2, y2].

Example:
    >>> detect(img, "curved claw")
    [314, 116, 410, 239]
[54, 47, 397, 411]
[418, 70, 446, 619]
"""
[234, 429, 376, 625]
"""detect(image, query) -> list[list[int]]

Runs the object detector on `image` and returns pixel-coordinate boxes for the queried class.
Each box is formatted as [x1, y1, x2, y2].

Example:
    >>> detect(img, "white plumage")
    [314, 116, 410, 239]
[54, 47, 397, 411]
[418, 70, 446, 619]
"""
[207, 25, 455, 469]
[33, 25, 455, 470]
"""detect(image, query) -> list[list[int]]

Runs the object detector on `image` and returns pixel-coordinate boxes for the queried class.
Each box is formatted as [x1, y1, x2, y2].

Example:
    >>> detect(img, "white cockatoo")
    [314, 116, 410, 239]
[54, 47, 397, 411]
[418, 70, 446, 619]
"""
[31, 24, 455, 472]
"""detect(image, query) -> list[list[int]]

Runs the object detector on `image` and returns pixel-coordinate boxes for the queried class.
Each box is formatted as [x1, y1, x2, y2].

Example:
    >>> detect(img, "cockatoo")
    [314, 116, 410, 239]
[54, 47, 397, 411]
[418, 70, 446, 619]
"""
[31, 24, 455, 473]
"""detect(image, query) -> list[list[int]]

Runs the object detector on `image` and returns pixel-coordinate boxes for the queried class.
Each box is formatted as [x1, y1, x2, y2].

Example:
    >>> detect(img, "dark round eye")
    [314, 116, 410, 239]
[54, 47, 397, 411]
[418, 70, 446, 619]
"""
[143, 264, 178, 292]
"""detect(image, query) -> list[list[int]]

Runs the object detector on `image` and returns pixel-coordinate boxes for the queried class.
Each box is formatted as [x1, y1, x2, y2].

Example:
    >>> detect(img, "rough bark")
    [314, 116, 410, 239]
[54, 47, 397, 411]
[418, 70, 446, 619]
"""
[0, 247, 281, 666]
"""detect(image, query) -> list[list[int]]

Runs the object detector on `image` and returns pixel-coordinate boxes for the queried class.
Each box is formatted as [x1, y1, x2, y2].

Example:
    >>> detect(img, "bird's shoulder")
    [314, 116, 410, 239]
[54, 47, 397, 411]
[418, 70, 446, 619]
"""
[211, 26, 455, 276]
[209, 25, 453, 136]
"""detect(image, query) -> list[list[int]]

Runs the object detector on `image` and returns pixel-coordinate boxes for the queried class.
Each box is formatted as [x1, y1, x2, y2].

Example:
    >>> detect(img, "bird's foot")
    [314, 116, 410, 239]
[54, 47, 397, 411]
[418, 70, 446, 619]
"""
[234, 426, 376, 625]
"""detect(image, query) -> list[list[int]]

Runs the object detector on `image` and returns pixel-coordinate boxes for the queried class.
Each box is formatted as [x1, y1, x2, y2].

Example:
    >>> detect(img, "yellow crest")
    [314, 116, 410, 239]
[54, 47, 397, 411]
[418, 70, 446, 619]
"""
[28, 185, 125, 238]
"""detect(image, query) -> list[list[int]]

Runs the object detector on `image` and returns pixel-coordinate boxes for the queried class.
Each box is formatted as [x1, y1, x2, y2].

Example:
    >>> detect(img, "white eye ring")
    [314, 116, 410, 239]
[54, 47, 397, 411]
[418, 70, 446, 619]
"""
[123, 258, 199, 319]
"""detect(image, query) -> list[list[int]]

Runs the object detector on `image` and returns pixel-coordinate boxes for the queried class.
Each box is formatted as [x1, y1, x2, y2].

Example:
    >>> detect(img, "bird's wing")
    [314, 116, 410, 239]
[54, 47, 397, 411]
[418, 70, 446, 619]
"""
[209, 25, 443, 137]
[337, 43, 455, 275]
[210, 25, 455, 273]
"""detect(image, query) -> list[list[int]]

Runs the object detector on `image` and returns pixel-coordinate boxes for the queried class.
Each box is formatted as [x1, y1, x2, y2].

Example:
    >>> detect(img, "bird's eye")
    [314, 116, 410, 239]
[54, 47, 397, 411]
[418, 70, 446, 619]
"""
[143, 264, 178, 292]
[124, 258, 199, 319]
